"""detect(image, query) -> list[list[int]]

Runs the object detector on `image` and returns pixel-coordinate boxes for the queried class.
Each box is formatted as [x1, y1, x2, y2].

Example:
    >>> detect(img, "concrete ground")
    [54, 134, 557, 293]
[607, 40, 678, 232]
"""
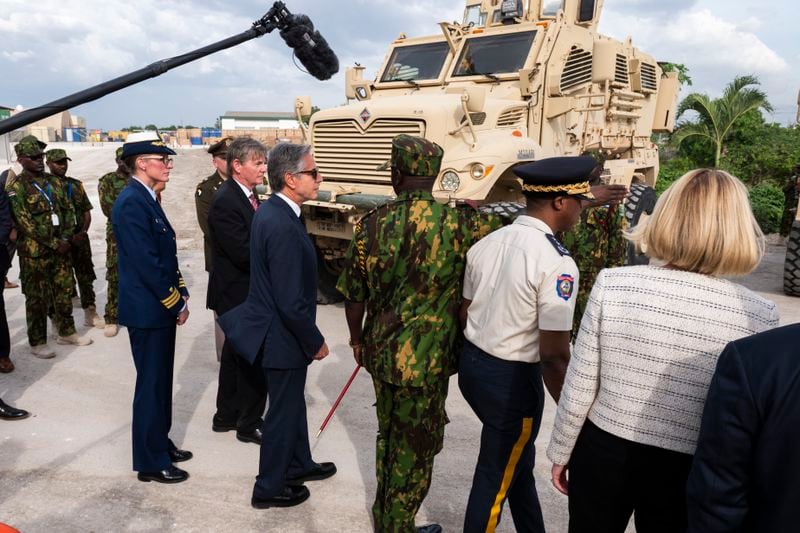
[1, 144, 798, 532]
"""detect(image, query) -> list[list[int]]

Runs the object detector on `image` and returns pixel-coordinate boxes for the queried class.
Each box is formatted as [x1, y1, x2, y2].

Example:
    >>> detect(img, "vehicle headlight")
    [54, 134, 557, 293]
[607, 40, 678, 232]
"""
[441, 171, 461, 192]
[470, 163, 486, 179]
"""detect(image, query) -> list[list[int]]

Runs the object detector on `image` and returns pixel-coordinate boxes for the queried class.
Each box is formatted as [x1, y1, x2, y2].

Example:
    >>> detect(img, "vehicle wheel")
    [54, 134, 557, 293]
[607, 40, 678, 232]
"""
[316, 245, 345, 305]
[784, 221, 800, 297]
[624, 182, 657, 265]
[479, 201, 525, 221]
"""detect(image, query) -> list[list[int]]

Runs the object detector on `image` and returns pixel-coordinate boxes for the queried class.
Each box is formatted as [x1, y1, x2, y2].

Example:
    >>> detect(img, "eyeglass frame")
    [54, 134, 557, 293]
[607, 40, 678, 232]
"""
[292, 168, 320, 180]
[139, 155, 174, 165]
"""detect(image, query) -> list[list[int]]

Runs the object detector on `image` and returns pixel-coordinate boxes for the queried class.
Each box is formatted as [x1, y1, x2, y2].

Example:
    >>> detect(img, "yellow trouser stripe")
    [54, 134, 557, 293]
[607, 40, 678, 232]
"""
[161, 288, 180, 308]
[485, 417, 533, 533]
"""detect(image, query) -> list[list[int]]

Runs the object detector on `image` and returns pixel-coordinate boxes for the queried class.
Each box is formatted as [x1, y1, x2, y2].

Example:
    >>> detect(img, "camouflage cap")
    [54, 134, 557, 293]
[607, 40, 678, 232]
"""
[376, 134, 443, 177]
[208, 137, 233, 157]
[45, 148, 71, 162]
[14, 135, 47, 157]
[115, 146, 124, 159]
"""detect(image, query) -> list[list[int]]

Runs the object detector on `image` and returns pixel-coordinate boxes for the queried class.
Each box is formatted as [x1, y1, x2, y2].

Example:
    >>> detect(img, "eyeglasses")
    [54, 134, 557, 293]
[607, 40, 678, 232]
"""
[140, 156, 174, 165]
[293, 168, 319, 179]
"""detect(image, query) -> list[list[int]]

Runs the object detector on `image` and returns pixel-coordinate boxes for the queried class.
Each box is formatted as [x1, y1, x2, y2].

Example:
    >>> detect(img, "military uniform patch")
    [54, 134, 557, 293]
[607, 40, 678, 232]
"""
[556, 273, 574, 301]
[546, 233, 571, 257]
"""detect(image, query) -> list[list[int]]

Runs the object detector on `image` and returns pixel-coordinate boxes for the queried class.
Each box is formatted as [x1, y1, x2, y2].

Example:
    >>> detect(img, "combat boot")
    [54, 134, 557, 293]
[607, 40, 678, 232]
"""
[104, 324, 119, 337]
[56, 333, 93, 346]
[84, 306, 105, 329]
[30, 343, 56, 359]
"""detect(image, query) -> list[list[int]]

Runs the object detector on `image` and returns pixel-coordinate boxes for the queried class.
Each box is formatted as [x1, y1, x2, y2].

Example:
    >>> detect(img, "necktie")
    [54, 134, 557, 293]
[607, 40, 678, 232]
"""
[248, 192, 258, 211]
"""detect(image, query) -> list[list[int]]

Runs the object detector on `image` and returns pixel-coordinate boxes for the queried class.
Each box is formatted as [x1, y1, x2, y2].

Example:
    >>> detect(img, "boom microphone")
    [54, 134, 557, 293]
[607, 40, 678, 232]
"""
[279, 14, 339, 81]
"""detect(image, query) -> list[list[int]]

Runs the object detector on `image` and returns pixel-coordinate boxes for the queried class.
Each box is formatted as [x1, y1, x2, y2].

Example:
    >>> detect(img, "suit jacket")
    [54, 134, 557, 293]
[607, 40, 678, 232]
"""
[687, 323, 800, 533]
[112, 179, 189, 328]
[206, 179, 255, 315]
[218, 195, 323, 369]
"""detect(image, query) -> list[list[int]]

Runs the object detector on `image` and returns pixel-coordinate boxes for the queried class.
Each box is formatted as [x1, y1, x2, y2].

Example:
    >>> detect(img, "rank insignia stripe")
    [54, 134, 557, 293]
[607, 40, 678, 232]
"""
[556, 274, 574, 301]
[546, 234, 571, 257]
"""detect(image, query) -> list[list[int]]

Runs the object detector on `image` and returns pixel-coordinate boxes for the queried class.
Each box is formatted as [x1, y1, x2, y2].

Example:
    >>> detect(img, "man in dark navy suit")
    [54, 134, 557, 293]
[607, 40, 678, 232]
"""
[207, 137, 268, 445]
[112, 136, 193, 484]
[687, 323, 800, 533]
[219, 142, 335, 509]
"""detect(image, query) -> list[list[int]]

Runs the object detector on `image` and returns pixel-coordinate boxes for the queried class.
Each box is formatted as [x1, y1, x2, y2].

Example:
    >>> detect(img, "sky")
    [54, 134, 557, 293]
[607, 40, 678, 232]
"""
[0, 0, 798, 130]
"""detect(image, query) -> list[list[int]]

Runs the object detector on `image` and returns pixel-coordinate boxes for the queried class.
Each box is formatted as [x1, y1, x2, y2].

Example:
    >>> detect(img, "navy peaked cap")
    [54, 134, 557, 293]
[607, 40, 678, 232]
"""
[513, 156, 596, 200]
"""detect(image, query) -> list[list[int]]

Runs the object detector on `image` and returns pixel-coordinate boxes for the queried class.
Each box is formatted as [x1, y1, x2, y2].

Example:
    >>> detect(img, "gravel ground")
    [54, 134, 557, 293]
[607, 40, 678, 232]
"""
[1, 143, 797, 532]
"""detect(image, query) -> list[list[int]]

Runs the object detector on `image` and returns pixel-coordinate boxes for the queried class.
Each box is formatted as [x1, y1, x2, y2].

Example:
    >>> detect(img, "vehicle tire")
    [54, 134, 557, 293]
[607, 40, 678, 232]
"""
[316, 245, 345, 305]
[478, 201, 525, 221]
[624, 182, 657, 265]
[784, 221, 800, 297]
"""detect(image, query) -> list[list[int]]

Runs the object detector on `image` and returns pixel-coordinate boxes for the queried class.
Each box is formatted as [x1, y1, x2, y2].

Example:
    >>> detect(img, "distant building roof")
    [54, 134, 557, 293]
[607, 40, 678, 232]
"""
[221, 111, 295, 120]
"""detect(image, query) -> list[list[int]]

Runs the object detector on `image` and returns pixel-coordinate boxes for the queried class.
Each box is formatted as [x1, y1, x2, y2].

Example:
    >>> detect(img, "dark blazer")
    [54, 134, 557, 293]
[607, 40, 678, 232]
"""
[687, 323, 800, 533]
[207, 179, 255, 315]
[219, 195, 323, 369]
[112, 178, 189, 328]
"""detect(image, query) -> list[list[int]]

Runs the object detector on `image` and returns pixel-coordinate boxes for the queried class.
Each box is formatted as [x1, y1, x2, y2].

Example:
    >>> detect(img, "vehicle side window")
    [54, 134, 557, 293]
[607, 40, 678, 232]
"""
[541, 0, 564, 17]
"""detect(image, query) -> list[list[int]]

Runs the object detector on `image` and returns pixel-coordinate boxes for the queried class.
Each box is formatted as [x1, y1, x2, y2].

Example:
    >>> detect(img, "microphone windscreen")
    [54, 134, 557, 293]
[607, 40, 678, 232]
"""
[280, 14, 339, 81]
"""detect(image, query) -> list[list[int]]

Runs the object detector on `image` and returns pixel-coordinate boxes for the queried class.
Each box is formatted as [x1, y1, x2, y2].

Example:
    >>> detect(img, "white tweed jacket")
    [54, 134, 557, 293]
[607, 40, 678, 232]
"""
[547, 265, 779, 464]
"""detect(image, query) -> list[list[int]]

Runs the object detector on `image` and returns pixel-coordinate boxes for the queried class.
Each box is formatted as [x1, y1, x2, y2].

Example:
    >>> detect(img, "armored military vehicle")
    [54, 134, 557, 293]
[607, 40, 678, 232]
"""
[295, 0, 680, 299]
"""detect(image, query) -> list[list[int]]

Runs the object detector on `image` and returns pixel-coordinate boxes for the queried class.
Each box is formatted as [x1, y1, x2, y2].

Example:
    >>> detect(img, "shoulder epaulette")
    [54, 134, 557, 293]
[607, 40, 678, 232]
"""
[546, 234, 571, 257]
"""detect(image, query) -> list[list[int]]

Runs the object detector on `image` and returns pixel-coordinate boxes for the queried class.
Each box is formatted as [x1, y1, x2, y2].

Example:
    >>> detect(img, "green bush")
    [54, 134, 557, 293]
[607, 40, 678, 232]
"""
[749, 184, 784, 234]
[656, 156, 694, 195]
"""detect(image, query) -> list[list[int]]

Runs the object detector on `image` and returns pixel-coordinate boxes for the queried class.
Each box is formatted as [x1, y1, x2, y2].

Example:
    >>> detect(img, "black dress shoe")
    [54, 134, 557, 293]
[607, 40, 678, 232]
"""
[286, 462, 337, 485]
[212, 416, 237, 432]
[251, 485, 310, 509]
[169, 448, 193, 463]
[417, 525, 442, 533]
[236, 428, 262, 445]
[137, 466, 189, 484]
[0, 399, 29, 420]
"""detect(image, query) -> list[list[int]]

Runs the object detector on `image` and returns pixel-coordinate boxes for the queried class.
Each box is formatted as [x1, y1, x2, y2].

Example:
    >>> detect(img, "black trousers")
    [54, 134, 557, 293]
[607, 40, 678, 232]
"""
[0, 247, 10, 359]
[214, 340, 267, 432]
[459, 340, 545, 533]
[568, 420, 694, 533]
[128, 325, 178, 472]
[253, 366, 315, 499]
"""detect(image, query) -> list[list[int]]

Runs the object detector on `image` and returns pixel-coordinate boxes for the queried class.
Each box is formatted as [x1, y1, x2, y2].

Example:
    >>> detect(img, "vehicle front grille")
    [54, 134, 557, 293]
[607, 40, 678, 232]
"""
[312, 119, 426, 184]
[615, 54, 629, 86]
[497, 107, 526, 127]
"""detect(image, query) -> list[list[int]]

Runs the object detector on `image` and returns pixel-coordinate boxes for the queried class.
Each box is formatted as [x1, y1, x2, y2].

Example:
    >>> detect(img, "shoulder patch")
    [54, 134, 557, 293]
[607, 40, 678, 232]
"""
[556, 274, 575, 301]
[546, 234, 571, 257]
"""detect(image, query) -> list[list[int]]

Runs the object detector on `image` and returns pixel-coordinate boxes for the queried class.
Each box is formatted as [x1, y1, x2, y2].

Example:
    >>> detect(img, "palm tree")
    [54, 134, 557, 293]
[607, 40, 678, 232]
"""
[672, 75, 773, 167]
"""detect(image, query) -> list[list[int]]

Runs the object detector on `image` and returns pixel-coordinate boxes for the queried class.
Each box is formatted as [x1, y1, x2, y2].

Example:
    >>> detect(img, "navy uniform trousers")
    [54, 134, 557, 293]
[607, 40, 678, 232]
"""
[129, 325, 179, 472]
[459, 340, 546, 533]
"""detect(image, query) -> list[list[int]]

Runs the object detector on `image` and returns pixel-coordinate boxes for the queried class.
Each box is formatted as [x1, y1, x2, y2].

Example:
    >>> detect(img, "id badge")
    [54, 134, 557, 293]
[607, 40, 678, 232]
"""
[51, 213, 60, 226]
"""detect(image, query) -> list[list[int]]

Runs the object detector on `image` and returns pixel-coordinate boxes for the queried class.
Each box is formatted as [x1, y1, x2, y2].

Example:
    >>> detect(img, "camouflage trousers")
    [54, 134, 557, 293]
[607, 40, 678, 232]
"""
[70, 237, 96, 308]
[19, 254, 77, 345]
[372, 377, 448, 533]
[104, 235, 118, 324]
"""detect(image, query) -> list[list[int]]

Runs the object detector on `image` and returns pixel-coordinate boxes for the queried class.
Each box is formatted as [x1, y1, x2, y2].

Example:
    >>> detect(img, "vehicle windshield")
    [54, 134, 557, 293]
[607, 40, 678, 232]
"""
[380, 41, 450, 82]
[463, 5, 487, 27]
[452, 31, 536, 78]
[541, 0, 564, 17]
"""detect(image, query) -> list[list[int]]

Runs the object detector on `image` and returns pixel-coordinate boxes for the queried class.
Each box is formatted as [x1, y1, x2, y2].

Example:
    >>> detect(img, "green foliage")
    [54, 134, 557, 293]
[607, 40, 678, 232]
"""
[656, 155, 693, 195]
[672, 75, 773, 166]
[144, 124, 157, 131]
[749, 184, 785, 234]
[660, 62, 692, 86]
[722, 123, 800, 188]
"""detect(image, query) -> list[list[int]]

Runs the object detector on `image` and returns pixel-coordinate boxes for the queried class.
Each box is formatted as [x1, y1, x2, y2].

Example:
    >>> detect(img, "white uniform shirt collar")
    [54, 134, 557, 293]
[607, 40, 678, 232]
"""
[276, 192, 301, 217]
[131, 176, 157, 201]
[513, 215, 553, 234]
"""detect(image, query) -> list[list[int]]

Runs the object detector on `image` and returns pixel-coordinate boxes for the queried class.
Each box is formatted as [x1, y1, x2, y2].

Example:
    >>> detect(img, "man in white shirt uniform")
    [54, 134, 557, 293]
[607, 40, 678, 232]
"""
[458, 156, 596, 533]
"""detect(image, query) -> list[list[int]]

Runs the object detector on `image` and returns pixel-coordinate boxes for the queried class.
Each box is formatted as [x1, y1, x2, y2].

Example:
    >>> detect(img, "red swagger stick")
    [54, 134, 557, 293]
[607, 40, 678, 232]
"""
[316, 364, 362, 438]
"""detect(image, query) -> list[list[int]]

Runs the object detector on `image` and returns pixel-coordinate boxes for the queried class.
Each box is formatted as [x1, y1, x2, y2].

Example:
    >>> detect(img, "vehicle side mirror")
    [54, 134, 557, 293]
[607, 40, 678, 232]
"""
[346, 66, 371, 101]
[295, 96, 313, 120]
[464, 86, 488, 113]
[519, 68, 534, 97]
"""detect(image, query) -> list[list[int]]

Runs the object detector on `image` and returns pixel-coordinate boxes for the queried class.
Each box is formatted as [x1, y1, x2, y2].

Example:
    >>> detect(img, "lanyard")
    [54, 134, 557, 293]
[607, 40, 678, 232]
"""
[31, 180, 53, 209]
[67, 181, 73, 201]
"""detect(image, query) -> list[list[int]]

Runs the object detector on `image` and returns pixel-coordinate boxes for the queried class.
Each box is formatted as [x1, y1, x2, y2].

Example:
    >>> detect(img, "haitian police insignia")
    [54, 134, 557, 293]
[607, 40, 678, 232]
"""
[556, 274, 574, 301]
[546, 234, 571, 256]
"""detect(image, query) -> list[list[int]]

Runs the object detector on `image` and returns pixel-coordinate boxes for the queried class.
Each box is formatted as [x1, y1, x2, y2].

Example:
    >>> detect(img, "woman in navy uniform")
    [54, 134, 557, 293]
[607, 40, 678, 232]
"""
[112, 137, 192, 483]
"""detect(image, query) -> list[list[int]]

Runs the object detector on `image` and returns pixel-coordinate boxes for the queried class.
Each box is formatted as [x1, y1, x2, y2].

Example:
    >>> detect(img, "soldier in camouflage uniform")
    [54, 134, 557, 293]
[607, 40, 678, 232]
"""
[45, 149, 104, 329]
[559, 180, 628, 340]
[98, 147, 129, 337]
[0, 168, 19, 289]
[195, 137, 231, 362]
[337, 135, 501, 533]
[8, 136, 92, 358]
